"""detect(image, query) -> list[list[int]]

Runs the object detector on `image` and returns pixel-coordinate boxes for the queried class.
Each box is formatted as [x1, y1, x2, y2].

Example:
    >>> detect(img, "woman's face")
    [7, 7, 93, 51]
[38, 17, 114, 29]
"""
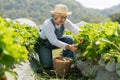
[54, 15, 67, 25]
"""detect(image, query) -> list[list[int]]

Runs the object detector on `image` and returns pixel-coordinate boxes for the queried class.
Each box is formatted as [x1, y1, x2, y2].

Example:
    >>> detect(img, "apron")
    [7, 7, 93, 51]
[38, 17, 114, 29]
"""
[51, 19, 65, 39]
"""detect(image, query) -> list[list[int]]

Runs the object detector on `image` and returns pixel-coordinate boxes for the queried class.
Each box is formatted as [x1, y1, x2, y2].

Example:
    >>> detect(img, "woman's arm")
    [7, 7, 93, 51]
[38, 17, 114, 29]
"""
[64, 19, 82, 35]
[42, 19, 68, 49]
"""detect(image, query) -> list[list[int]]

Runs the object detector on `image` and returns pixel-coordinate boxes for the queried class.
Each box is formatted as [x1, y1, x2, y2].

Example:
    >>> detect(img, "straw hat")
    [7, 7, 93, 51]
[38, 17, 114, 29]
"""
[50, 4, 72, 16]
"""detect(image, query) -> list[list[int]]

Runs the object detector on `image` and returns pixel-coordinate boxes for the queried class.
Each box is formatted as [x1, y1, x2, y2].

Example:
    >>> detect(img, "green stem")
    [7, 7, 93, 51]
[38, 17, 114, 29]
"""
[102, 39, 120, 51]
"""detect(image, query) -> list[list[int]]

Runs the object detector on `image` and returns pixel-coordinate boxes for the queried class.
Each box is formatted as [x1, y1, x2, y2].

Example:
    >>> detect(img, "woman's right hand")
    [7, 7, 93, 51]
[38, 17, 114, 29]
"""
[65, 44, 77, 52]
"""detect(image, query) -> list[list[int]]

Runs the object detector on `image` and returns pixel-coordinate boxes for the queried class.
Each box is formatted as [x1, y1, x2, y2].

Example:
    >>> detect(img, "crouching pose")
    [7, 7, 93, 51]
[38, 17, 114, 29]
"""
[38, 4, 81, 69]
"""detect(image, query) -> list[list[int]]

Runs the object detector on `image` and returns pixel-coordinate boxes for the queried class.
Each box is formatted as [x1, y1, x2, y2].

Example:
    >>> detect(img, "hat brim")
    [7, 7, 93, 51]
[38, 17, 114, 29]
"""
[50, 11, 72, 16]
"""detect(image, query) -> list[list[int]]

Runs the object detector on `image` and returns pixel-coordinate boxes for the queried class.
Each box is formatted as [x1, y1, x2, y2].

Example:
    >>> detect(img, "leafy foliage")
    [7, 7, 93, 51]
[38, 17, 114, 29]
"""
[0, 17, 39, 78]
[0, 0, 106, 24]
[66, 22, 120, 63]
[109, 12, 120, 24]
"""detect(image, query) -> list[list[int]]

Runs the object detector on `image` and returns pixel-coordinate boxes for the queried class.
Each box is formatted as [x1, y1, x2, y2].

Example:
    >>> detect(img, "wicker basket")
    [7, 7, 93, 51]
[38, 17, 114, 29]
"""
[53, 57, 73, 75]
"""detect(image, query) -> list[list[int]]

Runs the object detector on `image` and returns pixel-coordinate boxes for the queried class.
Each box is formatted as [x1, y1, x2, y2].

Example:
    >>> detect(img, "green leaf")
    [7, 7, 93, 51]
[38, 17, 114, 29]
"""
[0, 54, 15, 67]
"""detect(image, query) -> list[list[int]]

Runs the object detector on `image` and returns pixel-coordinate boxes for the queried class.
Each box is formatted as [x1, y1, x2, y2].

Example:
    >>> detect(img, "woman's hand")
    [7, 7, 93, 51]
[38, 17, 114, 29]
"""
[65, 44, 77, 52]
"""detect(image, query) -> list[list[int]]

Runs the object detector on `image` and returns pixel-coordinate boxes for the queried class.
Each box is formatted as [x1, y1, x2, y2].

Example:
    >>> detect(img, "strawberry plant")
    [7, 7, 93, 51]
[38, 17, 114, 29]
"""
[66, 22, 120, 63]
[0, 17, 39, 79]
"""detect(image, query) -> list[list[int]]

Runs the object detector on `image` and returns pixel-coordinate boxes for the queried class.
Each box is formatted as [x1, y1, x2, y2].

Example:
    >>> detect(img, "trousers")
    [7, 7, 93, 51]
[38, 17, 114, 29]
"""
[38, 35, 74, 67]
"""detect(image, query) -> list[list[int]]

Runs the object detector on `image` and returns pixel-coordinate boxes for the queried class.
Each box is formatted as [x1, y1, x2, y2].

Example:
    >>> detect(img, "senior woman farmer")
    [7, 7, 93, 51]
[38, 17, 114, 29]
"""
[38, 4, 81, 68]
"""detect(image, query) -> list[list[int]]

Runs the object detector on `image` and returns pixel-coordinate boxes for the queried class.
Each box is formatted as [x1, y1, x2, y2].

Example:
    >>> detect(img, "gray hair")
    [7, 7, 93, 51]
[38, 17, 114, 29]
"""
[51, 14, 59, 20]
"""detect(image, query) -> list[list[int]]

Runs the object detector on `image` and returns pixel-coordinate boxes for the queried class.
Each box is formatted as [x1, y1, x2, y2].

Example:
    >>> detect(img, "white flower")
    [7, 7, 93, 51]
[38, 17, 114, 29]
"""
[96, 41, 100, 45]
